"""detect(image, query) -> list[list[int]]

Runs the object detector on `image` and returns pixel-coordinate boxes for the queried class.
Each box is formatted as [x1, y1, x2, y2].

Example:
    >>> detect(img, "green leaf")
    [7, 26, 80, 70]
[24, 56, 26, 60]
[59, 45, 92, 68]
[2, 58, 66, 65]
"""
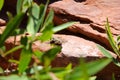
[51, 64, 72, 79]
[10, 29, 25, 36]
[34, 4, 45, 32]
[0, 46, 5, 56]
[34, 50, 43, 59]
[65, 59, 111, 80]
[0, 75, 29, 80]
[4, 45, 24, 57]
[97, 44, 120, 67]
[19, 45, 32, 74]
[31, 3, 40, 19]
[117, 36, 120, 41]
[38, 23, 54, 42]
[27, 3, 40, 35]
[27, 17, 35, 35]
[0, 67, 3, 73]
[86, 59, 111, 75]
[89, 76, 96, 80]
[105, 18, 119, 56]
[20, 36, 28, 46]
[36, 1, 49, 32]
[40, 9, 54, 32]
[17, 0, 32, 14]
[22, 0, 32, 13]
[17, 0, 24, 14]
[53, 22, 75, 33]
[97, 44, 113, 58]
[112, 59, 120, 67]
[117, 36, 120, 51]
[0, 13, 24, 47]
[0, 0, 4, 11]
[6, 11, 13, 20]
[41, 46, 61, 67]
[39, 30, 53, 42]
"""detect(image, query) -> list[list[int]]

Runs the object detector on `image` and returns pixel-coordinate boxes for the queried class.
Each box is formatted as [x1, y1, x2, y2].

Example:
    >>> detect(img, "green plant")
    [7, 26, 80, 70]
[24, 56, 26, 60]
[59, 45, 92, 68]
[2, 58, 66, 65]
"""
[105, 19, 120, 57]
[97, 18, 120, 67]
[0, 0, 112, 80]
[0, 0, 75, 72]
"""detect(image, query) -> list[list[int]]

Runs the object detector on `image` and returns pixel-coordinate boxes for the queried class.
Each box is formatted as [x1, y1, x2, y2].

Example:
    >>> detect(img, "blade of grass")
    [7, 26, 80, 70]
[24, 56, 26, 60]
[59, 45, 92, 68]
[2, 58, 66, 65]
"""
[41, 46, 61, 68]
[53, 22, 75, 33]
[97, 44, 120, 67]
[6, 12, 13, 20]
[17, 0, 31, 14]
[65, 59, 111, 80]
[16, 0, 24, 14]
[105, 18, 119, 56]
[40, 9, 54, 32]
[3, 45, 24, 57]
[0, 75, 29, 80]
[0, 13, 24, 47]
[36, 0, 49, 32]
[19, 47, 32, 74]
[117, 36, 120, 41]
[97, 44, 113, 58]
[27, 3, 40, 35]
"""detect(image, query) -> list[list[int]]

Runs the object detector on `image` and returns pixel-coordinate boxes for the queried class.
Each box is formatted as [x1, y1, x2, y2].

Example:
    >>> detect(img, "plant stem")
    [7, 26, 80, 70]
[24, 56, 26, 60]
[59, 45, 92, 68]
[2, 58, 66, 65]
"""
[3, 45, 24, 57]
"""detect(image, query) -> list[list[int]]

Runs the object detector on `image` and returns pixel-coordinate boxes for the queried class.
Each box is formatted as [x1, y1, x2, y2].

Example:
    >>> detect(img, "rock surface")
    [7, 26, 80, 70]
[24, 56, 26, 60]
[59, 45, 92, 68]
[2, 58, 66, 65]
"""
[49, 0, 120, 48]
[0, 19, 6, 34]
[52, 34, 120, 80]
[2, 34, 119, 80]
[0, 19, 6, 26]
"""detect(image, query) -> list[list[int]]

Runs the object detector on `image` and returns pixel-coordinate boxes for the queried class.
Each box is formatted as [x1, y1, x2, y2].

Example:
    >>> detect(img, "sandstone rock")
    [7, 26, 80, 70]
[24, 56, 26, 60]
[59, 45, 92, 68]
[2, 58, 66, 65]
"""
[0, 19, 6, 26]
[51, 34, 120, 80]
[49, 0, 120, 48]
[4, 34, 119, 80]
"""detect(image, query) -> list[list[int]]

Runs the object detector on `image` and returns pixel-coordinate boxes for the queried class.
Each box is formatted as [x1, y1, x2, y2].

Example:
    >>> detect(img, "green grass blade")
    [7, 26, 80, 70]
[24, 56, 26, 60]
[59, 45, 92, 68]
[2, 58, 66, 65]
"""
[6, 12, 13, 20]
[97, 44, 120, 66]
[0, 75, 29, 80]
[53, 22, 75, 33]
[17, 0, 32, 14]
[117, 36, 120, 41]
[89, 76, 96, 80]
[105, 19, 119, 56]
[65, 59, 111, 80]
[19, 46, 32, 74]
[27, 3, 40, 35]
[40, 9, 54, 32]
[97, 44, 113, 58]
[41, 46, 61, 67]
[34, 4, 45, 32]
[117, 36, 120, 51]
[36, 1, 49, 32]
[16, 0, 24, 14]
[38, 30, 53, 42]
[27, 17, 35, 35]
[0, 13, 24, 47]
[0, 0, 4, 11]
[4, 45, 24, 57]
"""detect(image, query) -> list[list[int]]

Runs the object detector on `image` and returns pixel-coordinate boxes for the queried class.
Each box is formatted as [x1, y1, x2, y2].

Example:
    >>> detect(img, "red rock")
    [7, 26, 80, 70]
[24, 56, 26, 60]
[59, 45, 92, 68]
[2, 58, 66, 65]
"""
[0, 33, 119, 79]
[51, 34, 120, 80]
[49, 0, 120, 49]
[0, 19, 6, 26]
